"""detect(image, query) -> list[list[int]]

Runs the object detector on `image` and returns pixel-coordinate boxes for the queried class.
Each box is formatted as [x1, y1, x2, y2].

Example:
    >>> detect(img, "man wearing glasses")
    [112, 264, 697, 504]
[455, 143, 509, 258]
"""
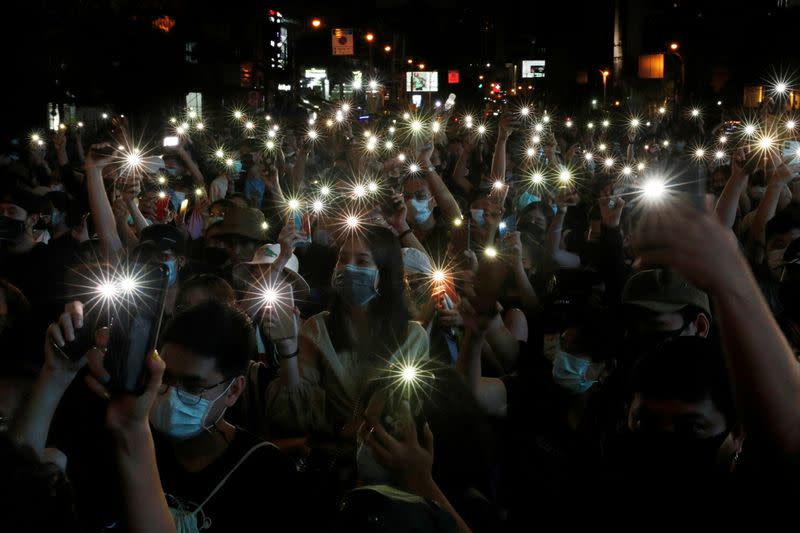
[150, 300, 298, 531]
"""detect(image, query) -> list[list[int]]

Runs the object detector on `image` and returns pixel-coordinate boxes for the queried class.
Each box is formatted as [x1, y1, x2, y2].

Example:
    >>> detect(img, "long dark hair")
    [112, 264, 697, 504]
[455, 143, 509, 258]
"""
[327, 225, 410, 363]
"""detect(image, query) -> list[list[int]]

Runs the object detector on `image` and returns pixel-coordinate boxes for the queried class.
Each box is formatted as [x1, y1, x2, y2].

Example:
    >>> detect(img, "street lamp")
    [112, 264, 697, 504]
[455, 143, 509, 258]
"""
[667, 42, 685, 106]
[418, 63, 425, 70]
[365, 33, 375, 42]
[311, 18, 321, 28]
[600, 70, 610, 106]
[384, 45, 391, 53]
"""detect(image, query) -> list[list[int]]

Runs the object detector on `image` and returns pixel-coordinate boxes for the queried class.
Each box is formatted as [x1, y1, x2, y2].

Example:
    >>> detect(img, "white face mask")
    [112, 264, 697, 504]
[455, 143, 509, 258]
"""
[768, 248, 787, 272]
[150, 382, 233, 440]
[357, 440, 393, 485]
[408, 197, 432, 225]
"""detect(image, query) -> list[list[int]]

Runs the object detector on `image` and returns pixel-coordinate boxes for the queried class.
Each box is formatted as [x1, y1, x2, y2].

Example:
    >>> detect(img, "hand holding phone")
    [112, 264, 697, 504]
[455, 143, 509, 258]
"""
[260, 280, 299, 341]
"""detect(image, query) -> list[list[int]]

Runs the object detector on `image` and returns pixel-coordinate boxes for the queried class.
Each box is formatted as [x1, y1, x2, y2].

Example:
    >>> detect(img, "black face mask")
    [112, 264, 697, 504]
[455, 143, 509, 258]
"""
[0, 216, 25, 241]
[203, 247, 231, 269]
[618, 430, 730, 479]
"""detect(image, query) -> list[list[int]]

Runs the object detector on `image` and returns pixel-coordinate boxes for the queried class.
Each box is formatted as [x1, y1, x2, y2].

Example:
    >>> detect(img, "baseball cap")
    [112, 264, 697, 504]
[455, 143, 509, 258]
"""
[140, 224, 187, 255]
[233, 243, 310, 300]
[622, 269, 710, 316]
[0, 188, 38, 215]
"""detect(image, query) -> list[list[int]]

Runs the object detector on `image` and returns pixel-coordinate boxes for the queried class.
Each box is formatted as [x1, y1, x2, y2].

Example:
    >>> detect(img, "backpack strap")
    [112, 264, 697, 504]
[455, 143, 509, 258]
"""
[194, 441, 277, 513]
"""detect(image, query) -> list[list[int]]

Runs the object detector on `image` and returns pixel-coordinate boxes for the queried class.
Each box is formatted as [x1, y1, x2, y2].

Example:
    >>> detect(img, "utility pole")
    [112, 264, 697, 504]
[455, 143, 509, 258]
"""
[613, 0, 623, 88]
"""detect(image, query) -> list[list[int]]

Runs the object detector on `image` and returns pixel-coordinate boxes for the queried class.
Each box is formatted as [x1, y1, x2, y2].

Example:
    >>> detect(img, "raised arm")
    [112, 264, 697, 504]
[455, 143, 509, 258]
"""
[176, 143, 205, 187]
[84, 143, 124, 257]
[715, 150, 749, 229]
[635, 203, 800, 464]
[489, 114, 514, 182]
[545, 190, 581, 268]
[418, 145, 461, 222]
[749, 155, 792, 252]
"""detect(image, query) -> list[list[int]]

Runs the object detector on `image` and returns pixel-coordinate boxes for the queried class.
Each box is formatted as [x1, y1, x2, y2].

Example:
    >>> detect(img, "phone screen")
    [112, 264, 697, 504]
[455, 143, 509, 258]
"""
[163, 136, 180, 147]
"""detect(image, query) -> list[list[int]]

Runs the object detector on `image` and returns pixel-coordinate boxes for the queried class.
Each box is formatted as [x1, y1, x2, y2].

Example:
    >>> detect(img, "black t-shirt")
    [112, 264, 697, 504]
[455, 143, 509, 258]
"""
[154, 428, 300, 531]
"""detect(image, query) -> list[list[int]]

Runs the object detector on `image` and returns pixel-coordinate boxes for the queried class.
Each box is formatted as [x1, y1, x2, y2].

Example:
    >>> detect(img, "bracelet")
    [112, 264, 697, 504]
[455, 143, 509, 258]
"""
[278, 349, 299, 360]
[398, 228, 413, 240]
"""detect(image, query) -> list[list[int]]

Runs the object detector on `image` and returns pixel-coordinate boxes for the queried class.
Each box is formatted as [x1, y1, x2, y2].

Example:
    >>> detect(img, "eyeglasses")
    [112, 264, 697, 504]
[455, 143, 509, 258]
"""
[159, 375, 231, 406]
[403, 191, 432, 201]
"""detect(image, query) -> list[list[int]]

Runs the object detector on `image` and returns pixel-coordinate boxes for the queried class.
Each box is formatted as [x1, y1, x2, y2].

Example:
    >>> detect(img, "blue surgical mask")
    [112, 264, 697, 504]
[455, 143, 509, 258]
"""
[126, 214, 134, 226]
[205, 215, 224, 229]
[552, 351, 601, 394]
[51, 209, 64, 227]
[171, 191, 187, 211]
[470, 209, 485, 227]
[233, 160, 243, 173]
[164, 259, 178, 288]
[150, 383, 232, 440]
[165, 168, 178, 177]
[516, 191, 540, 210]
[409, 197, 432, 225]
[332, 264, 379, 307]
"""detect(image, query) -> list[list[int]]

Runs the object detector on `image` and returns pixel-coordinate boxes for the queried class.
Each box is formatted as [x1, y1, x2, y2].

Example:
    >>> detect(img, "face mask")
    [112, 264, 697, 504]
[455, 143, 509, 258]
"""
[165, 167, 178, 177]
[516, 191, 540, 210]
[164, 259, 178, 288]
[409, 197, 432, 224]
[470, 209, 485, 227]
[126, 214, 134, 226]
[205, 215, 224, 230]
[552, 351, 600, 394]
[768, 248, 786, 271]
[357, 440, 393, 485]
[172, 191, 187, 211]
[150, 382, 232, 440]
[51, 210, 64, 227]
[232, 160, 243, 173]
[50, 184, 66, 193]
[0, 216, 26, 241]
[332, 264, 379, 307]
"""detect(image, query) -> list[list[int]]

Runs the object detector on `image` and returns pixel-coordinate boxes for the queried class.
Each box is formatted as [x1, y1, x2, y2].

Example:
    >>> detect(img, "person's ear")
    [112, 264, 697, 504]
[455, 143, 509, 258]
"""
[224, 375, 246, 407]
[694, 313, 711, 338]
[430, 195, 437, 209]
[177, 255, 187, 269]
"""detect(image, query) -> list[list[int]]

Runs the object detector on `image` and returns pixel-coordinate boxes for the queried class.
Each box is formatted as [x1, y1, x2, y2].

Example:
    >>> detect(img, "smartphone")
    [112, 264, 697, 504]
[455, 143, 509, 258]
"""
[104, 263, 169, 394]
[163, 136, 180, 148]
[179, 199, 190, 223]
[263, 280, 298, 340]
[291, 211, 312, 248]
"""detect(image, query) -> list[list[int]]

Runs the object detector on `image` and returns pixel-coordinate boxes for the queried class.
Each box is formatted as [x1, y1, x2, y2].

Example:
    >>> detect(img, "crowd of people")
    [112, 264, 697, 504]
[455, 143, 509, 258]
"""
[3, 91, 800, 531]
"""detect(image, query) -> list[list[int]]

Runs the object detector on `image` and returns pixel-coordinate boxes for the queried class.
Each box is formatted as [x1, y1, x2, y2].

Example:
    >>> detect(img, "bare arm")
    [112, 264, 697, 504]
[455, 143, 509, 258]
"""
[715, 151, 749, 229]
[176, 144, 205, 187]
[85, 144, 123, 257]
[636, 204, 800, 463]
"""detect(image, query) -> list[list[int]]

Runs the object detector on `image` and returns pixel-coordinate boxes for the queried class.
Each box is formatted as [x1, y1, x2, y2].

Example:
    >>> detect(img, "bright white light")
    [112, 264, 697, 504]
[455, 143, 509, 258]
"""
[598, 143, 607, 151]
[534, 123, 544, 132]
[225, 158, 234, 167]
[604, 158, 615, 168]
[398, 153, 406, 162]
[368, 80, 378, 90]
[531, 172, 544, 184]
[744, 124, 756, 136]
[288, 199, 301, 210]
[691, 108, 700, 117]
[262, 288, 278, 305]
[532, 135, 541, 144]
[389, 126, 396, 134]
[368, 182, 379, 192]
[409, 163, 420, 173]
[266, 140, 276, 150]
[119, 277, 137, 295]
[385, 141, 394, 149]
[320, 186, 331, 196]
[341, 103, 351, 113]
[196, 122, 205, 130]
[494, 180, 505, 189]
[158, 191, 167, 199]
[526, 147, 536, 157]
[245, 121, 255, 130]
[642, 179, 666, 200]
[637, 162, 646, 171]
[565, 120, 573, 128]
[719, 136, 727, 144]
[233, 110, 243, 119]
[602, 119, 610, 128]
[715, 151, 725, 160]
[98, 281, 118, 300]
[788, 121, 797, 131]
[759, 136, 775, 150]
[477, 125, 487, 134]
[484, 246, 498, 258]
[401, 365, 418, 383]
[622, 166, 632, 176]
[353, 184, 367, 197]
[188, 110, 197, 119]
[559, 169, 571, 183]
[695, 148, 705, 158]
[662, 140, 670, 147]
[176, 126, 186, 135]
[346, 215, 360, 228]
[313, 200, 324, 213]
[402, 112, 410, 120]
[776, 82, 788, 94]
[169, 117, 177, 124]
[499, 221, 507, 230]
[157, 176, 166, 185]
[630, 118, 640, 128]
[352, 80, 362, 90]
[433, 270, 446, 283]
[308, 129, 319, 140]
[520, 107, 530, 116]
[542, 115, 551, 124]
[658, 107, 666, 114]
[261, 221, 269, 230]
[585, 152, 594, 161]
[587, 122, 594, 129]
[432, 122, 441, 133]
